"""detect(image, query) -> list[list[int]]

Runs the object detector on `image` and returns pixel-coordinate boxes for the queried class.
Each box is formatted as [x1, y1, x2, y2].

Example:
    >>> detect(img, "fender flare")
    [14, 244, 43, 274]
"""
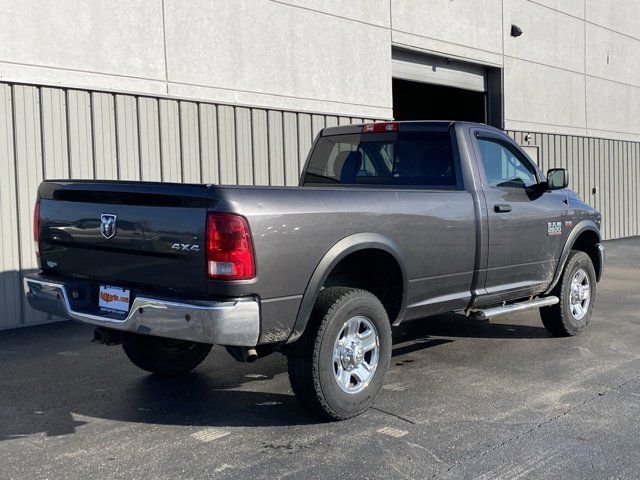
[545, 219, 601, 294]
[286, 233, 408, 343]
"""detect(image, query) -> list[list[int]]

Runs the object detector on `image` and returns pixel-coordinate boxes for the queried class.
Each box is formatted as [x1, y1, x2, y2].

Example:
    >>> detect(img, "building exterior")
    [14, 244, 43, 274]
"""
[1, 0, 639, 329]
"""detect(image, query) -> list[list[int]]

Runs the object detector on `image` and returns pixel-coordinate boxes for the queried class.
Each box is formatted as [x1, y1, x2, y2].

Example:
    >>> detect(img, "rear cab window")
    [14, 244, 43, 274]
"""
[303, 128, 460, 189]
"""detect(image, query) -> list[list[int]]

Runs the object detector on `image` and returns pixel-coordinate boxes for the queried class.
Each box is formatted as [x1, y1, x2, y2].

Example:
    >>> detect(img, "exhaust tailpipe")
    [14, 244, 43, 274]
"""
[225, 346, 258, 363]
[243, 347, 258, 363]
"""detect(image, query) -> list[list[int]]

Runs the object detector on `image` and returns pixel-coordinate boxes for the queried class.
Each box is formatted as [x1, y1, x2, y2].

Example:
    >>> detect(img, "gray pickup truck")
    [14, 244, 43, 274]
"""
[25, 121, 604, 419]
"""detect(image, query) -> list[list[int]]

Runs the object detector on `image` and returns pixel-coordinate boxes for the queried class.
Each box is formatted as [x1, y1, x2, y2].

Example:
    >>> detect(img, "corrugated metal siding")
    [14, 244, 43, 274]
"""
[1, 80, 638, 330]
[506, 130, 640, 242]
[0, 84, 22, 329]
[0, 81, 374, 329]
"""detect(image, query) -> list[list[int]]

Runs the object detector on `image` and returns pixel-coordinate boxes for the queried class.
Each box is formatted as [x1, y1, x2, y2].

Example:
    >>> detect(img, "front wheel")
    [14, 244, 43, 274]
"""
[287, 287, 392, 420]
[122, 334, 212, 375]
[540, 250, 597, 336]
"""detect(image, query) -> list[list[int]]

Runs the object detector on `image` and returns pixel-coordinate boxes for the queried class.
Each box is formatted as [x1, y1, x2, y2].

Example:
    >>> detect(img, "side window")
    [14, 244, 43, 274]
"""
[304, 135, 359, 183]
[394, 132, 456, 187]
[477, 138, 538, 188]
[353, 132, 456, 187]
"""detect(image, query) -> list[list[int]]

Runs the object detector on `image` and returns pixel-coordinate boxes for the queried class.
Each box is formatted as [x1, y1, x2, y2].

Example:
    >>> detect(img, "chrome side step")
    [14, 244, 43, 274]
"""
[471, 296, 559, 320]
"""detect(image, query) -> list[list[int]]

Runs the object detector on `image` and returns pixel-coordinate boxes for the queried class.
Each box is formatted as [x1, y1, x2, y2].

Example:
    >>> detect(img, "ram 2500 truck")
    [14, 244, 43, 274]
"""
[25, 121, 604, 419]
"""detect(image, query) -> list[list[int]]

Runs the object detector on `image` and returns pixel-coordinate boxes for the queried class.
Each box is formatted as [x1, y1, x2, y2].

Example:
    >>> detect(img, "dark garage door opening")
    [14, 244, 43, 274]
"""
[393, 78, 486, 123]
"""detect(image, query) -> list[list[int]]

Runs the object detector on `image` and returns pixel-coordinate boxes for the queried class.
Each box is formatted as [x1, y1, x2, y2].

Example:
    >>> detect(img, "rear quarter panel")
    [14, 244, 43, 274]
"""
[207, 185, 476, 343]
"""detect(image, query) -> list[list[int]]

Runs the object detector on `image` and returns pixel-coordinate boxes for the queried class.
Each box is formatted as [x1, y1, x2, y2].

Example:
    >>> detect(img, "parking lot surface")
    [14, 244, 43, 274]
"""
[1, 238, 639, 479]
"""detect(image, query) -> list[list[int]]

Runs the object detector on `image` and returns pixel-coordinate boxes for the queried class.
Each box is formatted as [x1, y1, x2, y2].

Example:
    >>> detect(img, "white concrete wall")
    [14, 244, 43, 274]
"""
[163, 0, 392, 117]
[1, 0, 639, 141]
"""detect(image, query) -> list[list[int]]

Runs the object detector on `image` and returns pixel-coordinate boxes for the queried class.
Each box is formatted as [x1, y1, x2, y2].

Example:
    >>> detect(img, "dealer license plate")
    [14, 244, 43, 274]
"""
[98, 285, 131, 314]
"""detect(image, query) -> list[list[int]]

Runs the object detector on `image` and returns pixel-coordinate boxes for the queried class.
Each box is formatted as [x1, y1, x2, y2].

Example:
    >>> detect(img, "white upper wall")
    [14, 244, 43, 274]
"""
[164, 0, 392, 118]
[391, 0, 503, 66]
[0, 0, 168, 94]
[1, 0, 640, 140]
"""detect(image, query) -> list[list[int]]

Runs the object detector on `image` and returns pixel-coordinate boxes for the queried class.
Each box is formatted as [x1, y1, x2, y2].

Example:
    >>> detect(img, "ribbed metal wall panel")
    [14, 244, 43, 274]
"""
[235, 107, 253, 186]
[252, 109, 269, 186]
[180, 102, 201, 184]
[12, 85, 48, 325]
[0, 82, 375, 329]
[507, 130, 640, 241]
[159, 99, 182, 183]
[67, 90, 94, 179]
[199, 103, 219, 184]
[0, 84, 21, 329]
[267, 110, 284, 186]
[41, 88, 69, 179]
[92, 92, 118, 179]
[1, 80, 637, 329]
[138, 97, 161, 182]
[115, 95, 140, 181]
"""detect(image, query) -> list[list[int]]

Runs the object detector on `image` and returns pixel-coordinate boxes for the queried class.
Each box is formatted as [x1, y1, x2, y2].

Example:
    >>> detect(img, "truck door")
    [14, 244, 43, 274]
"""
[473, 130, 566, 299]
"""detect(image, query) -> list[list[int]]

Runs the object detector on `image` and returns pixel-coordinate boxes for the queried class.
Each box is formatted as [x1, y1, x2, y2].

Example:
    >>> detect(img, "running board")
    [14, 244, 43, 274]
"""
[471, 296, 559, 320]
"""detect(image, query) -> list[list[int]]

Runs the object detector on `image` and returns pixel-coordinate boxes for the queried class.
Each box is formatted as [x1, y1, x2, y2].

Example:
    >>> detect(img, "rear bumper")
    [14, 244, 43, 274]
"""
[23, 274, 260, 346]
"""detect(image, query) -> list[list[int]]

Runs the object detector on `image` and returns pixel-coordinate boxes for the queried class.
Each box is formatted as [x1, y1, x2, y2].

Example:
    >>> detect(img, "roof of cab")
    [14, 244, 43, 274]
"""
[321, 120, 495, 136]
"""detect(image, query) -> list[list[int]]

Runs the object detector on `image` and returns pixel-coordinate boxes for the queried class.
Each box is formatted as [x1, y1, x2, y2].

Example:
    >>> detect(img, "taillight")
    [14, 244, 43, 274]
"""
[206, 213, 255, 280]
[362, 122, 398, 133]
[33, 202, 40, 257]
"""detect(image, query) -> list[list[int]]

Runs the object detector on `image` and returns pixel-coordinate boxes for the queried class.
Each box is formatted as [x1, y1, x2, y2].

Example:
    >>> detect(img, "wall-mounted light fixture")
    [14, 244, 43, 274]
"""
[511, 24, 523, 37]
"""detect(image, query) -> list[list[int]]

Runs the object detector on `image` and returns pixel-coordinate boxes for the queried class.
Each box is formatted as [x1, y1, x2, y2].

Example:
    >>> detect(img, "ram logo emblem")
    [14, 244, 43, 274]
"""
[100, 214, 117, 239]
[547, 221, 562, 236]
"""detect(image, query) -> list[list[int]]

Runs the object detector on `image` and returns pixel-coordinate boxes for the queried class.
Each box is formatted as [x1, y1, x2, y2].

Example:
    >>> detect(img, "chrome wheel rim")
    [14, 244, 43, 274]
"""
[333, 316, 379, 394]
[569, 268, 591, 320]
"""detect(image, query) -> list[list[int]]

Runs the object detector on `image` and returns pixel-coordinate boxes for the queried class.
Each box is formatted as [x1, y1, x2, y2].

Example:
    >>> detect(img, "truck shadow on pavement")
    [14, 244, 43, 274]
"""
[0, 312, 550, 439]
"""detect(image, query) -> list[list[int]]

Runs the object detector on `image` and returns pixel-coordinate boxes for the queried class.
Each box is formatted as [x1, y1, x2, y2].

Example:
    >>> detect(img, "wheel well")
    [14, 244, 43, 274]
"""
[572, 230, 601, 279]
[323, 249, 403, 323]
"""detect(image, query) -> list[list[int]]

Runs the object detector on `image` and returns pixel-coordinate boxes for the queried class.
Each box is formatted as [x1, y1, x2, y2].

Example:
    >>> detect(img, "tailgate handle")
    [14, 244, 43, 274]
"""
[494, 204, 512, 213]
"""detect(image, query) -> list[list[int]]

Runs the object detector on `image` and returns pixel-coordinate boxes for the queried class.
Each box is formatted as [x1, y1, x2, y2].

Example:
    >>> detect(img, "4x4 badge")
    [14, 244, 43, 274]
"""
[100, 214, 117, 239]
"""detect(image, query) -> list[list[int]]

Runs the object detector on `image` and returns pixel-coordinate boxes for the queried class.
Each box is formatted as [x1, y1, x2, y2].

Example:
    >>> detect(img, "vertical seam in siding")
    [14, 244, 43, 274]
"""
[266, 110, 272, 186]
[295, 112, 300, 183]
[136, 96, 143, 181]
[157, 100, 165, 181]
[281, 112, 286, 186]
[64, 89, 72, 178]
[197, 102, 204, 183]
[10, 85, 25, 324]
[89, 92, 97, 179]
[38, 87, 46, 178]
[250, 108, 256, 185]
[113, 94, 121, 180]
[233, 106, 240, 185]
[178, 101, 185, 182]
[215, 103, 222, 185]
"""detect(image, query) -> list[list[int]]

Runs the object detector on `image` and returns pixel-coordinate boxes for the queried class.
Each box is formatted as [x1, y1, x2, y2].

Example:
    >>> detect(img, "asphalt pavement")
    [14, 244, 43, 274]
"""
[1, 238, 639, 479]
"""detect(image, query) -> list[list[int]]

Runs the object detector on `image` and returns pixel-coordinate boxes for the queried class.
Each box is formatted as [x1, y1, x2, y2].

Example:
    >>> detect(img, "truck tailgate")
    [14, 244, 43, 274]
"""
[37, 181, 209, 295]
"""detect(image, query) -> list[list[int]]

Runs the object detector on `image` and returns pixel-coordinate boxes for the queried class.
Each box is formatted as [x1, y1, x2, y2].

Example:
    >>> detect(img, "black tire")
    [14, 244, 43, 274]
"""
[287, 287, 392, 420]
[122, 334, 212, 375]
[540, 250, 597, 336]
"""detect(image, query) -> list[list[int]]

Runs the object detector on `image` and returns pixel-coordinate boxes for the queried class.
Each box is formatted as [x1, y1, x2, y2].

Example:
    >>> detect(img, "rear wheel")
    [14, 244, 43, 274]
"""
[287, 287, 392, 420]
[540, 250, 596, 336]
[122, 334, 212, 375]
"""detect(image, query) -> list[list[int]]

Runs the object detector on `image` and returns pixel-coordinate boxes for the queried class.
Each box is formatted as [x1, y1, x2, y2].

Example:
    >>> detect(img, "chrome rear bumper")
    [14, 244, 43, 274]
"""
[23, 274, 260, 346]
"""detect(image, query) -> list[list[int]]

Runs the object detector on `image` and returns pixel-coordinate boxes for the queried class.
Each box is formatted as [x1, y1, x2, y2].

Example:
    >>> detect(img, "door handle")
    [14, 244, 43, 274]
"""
[494, 204, 512, 213]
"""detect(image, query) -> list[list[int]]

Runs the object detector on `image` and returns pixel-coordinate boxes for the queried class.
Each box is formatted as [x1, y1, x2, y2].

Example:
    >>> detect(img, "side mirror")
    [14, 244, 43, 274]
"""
[546, 168, 568, 190]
